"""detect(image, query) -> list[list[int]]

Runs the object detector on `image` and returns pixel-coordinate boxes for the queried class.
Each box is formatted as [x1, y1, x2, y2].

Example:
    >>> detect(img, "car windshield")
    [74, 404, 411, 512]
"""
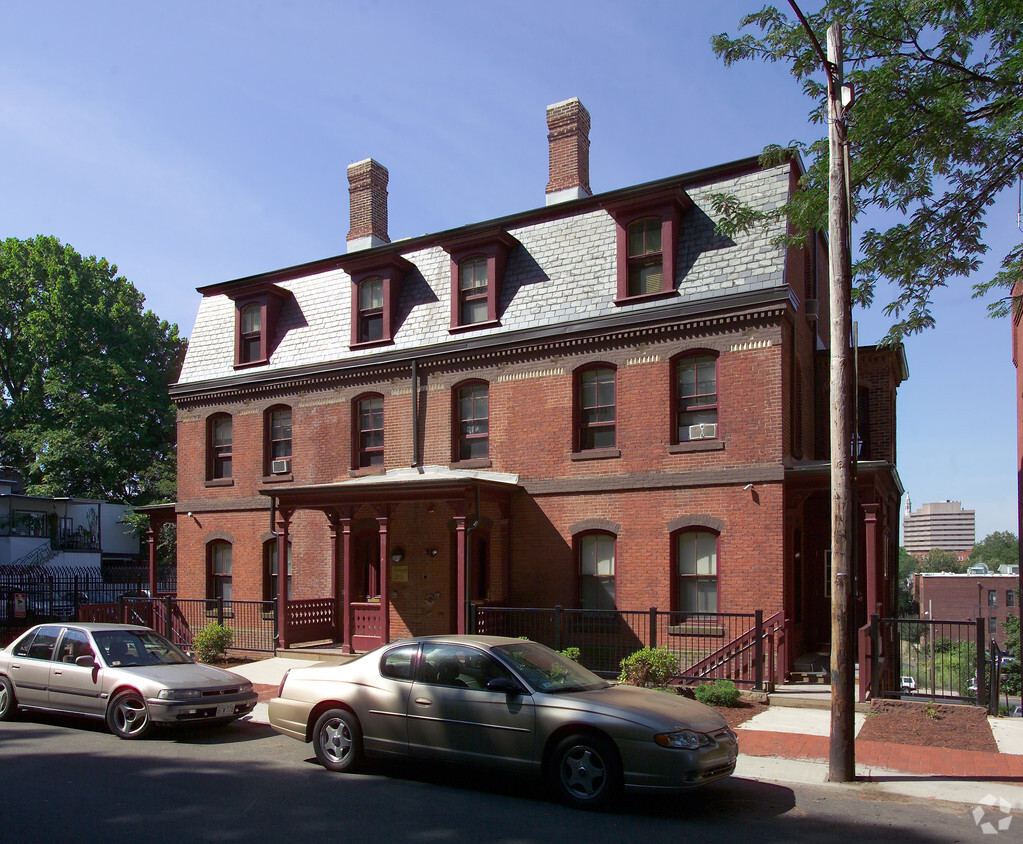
[94, 630, 192, 667]
[493, 641, 610, 693]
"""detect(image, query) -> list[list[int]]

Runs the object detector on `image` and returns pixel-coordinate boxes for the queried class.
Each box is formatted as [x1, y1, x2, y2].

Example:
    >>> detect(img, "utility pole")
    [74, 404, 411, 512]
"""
[826, 21, 855, 783]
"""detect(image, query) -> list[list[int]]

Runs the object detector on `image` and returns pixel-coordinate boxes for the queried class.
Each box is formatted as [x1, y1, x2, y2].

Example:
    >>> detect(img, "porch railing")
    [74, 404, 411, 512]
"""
[472, 604, 787, 689]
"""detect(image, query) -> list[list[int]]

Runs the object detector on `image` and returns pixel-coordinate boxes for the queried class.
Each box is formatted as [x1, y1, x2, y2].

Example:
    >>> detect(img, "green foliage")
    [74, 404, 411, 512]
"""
[0, 236, 185, 504]
[692, 679, 741, 707]
[917, 548, 967, 574]
[1003, 616, 1021, 696]
[192, 623, 233, 663]
[711, 0, 1023, 341]
[969, 531, 1019, 570]
[619, 647, 679, 688]
[897, 546, 919, 617]
[559, 647, 581, 663]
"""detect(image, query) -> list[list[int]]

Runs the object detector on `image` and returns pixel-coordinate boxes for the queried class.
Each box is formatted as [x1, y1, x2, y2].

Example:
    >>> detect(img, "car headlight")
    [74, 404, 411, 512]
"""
[158, 689, 203, 700]
[654, 729, 714, 750]
[240, 682, 253, 694]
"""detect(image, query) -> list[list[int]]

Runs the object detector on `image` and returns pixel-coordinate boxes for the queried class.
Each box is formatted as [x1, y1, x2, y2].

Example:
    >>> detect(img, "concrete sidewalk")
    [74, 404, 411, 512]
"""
[231, 657, 1023, 809]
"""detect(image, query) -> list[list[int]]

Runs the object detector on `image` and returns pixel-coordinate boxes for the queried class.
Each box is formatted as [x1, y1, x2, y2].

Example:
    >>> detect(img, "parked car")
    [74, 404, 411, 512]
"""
[26, 590, 90, 621]
[0, 622, 257, 739]
[1010, 706, 1022, 718]
[900, 676, 916, 693]
[269, 635, 738, 810]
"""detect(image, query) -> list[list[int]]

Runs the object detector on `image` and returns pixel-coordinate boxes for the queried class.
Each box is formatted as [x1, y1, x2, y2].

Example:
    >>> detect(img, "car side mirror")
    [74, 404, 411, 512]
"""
[75, 654, 96, 668]
[487, 677, 526, 695]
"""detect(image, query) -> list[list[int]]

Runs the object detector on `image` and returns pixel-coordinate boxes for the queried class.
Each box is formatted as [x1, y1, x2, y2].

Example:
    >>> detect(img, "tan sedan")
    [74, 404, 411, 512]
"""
[0, 622, 257, 738]
[269, 635, 737, 809]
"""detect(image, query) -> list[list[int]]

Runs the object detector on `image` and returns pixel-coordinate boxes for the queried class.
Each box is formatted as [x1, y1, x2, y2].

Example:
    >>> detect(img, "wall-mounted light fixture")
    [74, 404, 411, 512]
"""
[743, 483, 754, 491]
[390, 546, 405, 563]
[425, 548, 438, 557]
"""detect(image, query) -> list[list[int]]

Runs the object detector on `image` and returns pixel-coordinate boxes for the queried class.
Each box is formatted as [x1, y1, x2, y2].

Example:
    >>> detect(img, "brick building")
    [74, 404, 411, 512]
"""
[902, 498, 975, 557]
[914, 570, 1019, 648]
[169, 99, 907, 670]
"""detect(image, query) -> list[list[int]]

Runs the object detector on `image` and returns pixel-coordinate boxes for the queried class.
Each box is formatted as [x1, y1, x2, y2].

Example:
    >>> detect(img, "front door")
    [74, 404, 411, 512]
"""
[407, 642, 535, 771]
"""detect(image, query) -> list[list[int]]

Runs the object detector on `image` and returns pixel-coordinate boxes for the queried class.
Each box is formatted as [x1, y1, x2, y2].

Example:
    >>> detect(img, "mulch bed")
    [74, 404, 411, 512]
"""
[855, 699, 998, 752]
[714, 701, 769, 730]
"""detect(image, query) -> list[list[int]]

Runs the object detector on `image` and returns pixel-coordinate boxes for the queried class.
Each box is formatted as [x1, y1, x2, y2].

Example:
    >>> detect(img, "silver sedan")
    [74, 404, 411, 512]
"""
[0, 622, 257, 738]
[269, 635, 737, 809]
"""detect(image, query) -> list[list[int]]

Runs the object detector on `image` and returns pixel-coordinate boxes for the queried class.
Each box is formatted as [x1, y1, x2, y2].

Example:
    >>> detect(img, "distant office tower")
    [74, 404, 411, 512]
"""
[902, 498, 976, 554]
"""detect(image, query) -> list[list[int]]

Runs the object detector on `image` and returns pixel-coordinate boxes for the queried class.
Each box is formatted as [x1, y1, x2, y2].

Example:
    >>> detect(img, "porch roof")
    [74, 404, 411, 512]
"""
[259, 465, 520, 509]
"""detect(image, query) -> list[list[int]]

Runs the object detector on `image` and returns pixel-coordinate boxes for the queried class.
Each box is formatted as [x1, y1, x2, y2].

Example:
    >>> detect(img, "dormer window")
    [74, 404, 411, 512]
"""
[627, 218, 663, 296]
[358, 277, 384, 343]
[239, 303, 262, 363]
[459, 256, 489, 325]
[441, 229, 518, 332]
[340, 254, 412, 349]
[605, 187, 691, 305]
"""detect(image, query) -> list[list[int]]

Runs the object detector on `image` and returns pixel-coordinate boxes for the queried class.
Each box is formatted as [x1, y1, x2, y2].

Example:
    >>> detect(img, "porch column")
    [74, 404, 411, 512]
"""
[377, 513, 391, 644]
[146, 522, 158, 597]
[863, 503, 881, 620]
[340, 515, 353, 654]
[454, 515, 467, 634]
[276, 509, 291, 650]
[326, 513, 340, 642]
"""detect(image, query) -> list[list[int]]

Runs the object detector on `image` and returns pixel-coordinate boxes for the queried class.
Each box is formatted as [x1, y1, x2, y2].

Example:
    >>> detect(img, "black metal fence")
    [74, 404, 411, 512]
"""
[868, 615, 987, 705]
[0, 565, 174, 646]
[472, 604, 784, 689]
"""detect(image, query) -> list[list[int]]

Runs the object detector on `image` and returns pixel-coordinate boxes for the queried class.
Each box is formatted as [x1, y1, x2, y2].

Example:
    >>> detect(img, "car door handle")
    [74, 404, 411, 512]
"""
[414, 698, 432, 707]
[53, 670, 63, 676]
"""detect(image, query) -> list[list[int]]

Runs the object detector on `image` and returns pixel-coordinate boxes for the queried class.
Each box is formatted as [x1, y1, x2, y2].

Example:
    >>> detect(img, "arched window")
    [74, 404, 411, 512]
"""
[626, 217, 663, 296]
[578, 532, 616, 610]
[355, 394, 384, 468]
[455, 381, 489, 461]
[458, 255, 489, 325]
[208, 414, 233, 479]
[265, 406, 292, 474]
[675, 530, 718, 613]
[577, 366, 616, 451]
[208, 541, 233, 601]
[675, 354, 718, 442]
[357, 276, 384, 343]
[264, 539, 292, 601]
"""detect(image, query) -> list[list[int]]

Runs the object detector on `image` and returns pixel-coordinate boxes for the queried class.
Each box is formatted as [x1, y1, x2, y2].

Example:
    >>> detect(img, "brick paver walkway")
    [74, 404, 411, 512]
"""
[739, 729, 1023, 780]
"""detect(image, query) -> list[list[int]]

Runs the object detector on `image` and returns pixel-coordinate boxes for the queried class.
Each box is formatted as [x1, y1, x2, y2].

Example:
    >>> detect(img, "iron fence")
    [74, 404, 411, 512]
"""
[472, 604, 784, 688]
[867, 615, 987, 705]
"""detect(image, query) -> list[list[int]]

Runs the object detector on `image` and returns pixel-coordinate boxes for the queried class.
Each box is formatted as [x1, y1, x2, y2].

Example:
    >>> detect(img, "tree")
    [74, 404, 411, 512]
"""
[0, 236, 185, 504]
[711, 0, 1023, 341]
[969, 531, 1019, 570]
[1001, 615, 1020, 696]
[897, 546, 919, 616]
[917, 548, 968, 574]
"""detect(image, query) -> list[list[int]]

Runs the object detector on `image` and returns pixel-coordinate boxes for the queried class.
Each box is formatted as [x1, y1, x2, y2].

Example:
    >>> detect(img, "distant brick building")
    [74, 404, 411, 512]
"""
[914, 570, 1019, 648]
[170, 99, 907, 669]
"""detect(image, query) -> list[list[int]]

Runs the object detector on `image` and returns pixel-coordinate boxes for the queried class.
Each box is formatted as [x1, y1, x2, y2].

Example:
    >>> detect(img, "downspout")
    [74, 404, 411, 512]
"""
[411, 358, 420, 470]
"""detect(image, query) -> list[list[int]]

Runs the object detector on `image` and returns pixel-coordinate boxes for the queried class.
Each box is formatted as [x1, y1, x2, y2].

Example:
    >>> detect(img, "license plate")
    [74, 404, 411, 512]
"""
[216, 704, 235, 718]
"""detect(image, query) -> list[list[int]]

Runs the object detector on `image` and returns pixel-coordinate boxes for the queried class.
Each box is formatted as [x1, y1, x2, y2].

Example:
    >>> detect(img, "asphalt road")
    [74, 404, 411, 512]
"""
[0, 711, 1009, 843]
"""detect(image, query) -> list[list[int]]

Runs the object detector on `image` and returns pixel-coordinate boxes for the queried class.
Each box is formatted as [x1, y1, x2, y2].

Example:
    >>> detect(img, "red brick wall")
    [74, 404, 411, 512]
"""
[915, 573, 1019, 648]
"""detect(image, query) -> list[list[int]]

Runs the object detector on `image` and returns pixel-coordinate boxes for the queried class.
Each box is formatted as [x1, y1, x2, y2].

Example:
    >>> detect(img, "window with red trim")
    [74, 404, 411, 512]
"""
[264, 539, 292, 601]
[578, 366, 616, 450]
[674, 530, 718, 612]
[675, 355, 718, 442]
[459, 256, 489, 325]
[208, 541, 233, 601]
[265, 406, 292, 474]
[357, 277, 384, 343]
[340, 254, 411, 349]
[627, 218, 663, 296]
[355, 394, 384, 468]
[455, 382, 489, 460]
[208, 414, 233, 480]
[239, 303, 262, 364]
[578, 532, 616, 610]
[441, 229, 517, 331]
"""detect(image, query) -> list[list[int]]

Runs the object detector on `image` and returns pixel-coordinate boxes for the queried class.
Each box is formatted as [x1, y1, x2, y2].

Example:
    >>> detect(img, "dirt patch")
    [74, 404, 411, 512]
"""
[856, 698, 997, 753]
[714, 701, 769, 730]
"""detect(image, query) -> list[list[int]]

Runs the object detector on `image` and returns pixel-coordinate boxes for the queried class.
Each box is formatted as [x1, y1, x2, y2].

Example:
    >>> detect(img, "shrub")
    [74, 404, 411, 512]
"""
[619, 647, 679, 688]
[192, 622, 233, 663]
[560, 647, 581, 663]
[693, 680, 741, 707]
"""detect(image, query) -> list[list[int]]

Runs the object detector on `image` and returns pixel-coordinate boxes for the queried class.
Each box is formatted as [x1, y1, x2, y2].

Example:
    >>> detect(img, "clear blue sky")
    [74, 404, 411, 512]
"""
[2, 1, 1019, 540]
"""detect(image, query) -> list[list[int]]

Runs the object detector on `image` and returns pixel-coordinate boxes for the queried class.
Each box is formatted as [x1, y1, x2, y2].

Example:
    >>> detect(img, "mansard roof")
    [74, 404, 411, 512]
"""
[175, 154, 795, 393]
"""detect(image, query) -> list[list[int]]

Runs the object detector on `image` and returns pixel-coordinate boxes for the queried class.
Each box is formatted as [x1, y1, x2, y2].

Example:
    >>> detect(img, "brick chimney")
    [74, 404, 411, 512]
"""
[545, 98, 591, 205]
[347, 158, 390, 252]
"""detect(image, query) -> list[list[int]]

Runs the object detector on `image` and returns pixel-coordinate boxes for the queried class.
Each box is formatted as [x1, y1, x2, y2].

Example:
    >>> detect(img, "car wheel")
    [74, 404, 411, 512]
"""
[551, 733, 621, 811]
[0, 676, 18, 721]
[106, 690, 152, 739]
[313, 708, 362, 773]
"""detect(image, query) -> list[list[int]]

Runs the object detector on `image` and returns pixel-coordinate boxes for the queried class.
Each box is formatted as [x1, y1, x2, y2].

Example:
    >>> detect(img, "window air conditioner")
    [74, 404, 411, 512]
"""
[688, 423, 717, 440]
[271, 459, 291, 475]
